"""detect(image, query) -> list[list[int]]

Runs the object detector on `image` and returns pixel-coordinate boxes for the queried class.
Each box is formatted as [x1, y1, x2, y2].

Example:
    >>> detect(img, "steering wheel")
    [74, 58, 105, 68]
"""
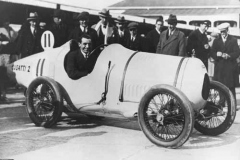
[85, 44, 109, 73]
[90, 44, 109, 56]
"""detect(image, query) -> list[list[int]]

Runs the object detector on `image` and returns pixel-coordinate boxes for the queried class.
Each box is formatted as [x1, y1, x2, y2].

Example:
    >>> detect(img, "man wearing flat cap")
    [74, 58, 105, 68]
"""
[146, 16, 165, 53]
[156, 14, 186, 56]
[92, 8, 114, 45]
[69, 11, 98, 49]
[16, 12, 43, 58]
[109, 16, 130, 47]
[125, 22, 147, 51]
[49, 9, 69, 48]
[210, 23, 240, 100]
[187, 20, 210, 69]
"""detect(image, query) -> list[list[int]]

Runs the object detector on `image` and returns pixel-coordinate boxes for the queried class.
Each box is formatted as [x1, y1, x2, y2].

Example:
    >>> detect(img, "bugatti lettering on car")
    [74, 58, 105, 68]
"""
[10, 35, 236, 148]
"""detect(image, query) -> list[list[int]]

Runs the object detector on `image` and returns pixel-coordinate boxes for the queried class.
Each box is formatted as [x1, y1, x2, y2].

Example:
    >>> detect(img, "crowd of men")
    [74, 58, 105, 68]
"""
[0, 8, 240, 103]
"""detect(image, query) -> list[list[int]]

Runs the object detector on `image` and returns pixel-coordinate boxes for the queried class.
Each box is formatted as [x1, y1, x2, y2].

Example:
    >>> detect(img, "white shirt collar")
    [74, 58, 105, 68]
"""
[155, 28, 160, 34]
[30, 26, 35, 34]
[81, 50, 88, 59]
[169, 29, 176, 36]
[80, 26, 88, 32]
[198, 28, 205, 34]
[221, 34, 228, 42]
[131, 35, 136, 41]
[118, 29, 124, 34]
[101, 24, 108, 35]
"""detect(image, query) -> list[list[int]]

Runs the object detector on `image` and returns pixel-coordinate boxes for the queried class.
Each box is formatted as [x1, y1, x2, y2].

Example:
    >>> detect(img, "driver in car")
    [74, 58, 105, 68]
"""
[65, 34, 93, 80]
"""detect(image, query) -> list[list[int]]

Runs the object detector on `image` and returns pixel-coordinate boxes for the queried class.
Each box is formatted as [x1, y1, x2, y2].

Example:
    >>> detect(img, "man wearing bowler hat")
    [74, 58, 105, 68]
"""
[92, 8, 114, 45]
[125, 22, 147, 51]
[49, 9, 69, 48]
[210, 23, 240, 100]
[16, 12, 43, 58]
[156, 14, 186, 56]
[187, 21, 210, 69]
[69, 11, 98, 49]
[109, 16, 130, 47]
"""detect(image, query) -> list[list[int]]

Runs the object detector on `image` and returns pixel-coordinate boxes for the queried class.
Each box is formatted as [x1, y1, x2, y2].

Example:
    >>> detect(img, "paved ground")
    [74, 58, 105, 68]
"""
[0, 87, 240, 160]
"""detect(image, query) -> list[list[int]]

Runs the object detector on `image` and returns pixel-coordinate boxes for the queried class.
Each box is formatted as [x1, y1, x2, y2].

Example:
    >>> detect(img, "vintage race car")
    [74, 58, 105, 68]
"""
[10, 40, 236, 148]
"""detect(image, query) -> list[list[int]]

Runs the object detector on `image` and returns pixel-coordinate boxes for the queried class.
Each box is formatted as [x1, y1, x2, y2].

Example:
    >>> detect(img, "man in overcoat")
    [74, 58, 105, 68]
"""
[16, 12, 43, 58]
[211, 23, 240, 99]
[69, 12, 98, 50]
[187, 21, 210, 69]
[156, 14, 186, 56]
[92, 8, 114, 45]
[146, 16, 164, 53]
[49, 9, 69, 48]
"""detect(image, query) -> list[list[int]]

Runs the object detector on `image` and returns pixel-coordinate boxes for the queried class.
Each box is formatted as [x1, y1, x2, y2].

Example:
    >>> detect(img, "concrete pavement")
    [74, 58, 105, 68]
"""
[1, 87, 240, 160]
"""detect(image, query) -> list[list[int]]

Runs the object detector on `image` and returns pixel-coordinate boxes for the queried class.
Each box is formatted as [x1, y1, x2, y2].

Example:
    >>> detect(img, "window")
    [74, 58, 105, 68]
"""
[189, 20, 211, 27]
[177, 20, 187, 24]
[214, 21, 237, 27]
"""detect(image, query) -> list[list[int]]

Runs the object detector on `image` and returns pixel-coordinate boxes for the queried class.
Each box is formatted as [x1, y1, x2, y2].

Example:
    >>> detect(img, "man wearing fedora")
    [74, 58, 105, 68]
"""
[210, 23, 240, 100]
[69, 11, 98, 50]
[125, 22, 147, 51]
[92, 8, 114, 45]
[156, 14, 186, 56]
[16, 12, 43, 58]
[146, 16, 165, 53]
[49, 9, 69, 48]
[109, 16, 130, 47]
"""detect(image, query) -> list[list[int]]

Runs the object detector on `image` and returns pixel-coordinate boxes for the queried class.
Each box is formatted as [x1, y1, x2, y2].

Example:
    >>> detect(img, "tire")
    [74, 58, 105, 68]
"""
[194, 80, 236, 136]
[138, 84, 194, 149]
[26, 77, 63, 128]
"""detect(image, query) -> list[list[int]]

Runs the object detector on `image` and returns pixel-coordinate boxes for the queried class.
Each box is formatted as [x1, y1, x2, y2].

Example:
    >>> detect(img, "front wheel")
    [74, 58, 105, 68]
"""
[138, 84, 194, 148]
[26, 77, 63, 128]
[194, 80, 236, 135]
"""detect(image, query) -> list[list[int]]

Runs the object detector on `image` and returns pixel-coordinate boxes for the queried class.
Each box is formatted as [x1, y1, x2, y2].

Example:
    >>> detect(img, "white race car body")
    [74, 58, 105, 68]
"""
[13, 41, 209, 118]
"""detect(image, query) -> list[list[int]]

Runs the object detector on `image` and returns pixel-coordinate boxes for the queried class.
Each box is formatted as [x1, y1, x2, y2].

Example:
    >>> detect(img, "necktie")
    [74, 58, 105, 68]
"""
[7, 27, 12, 42]
[33, 29, 36, 37]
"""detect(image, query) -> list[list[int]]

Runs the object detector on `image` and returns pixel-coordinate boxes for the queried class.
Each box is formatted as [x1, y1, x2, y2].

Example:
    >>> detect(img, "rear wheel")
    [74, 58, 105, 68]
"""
[138, 84, 194, 148]
[194, 80, 236, 135]
[26, 77, 63, 128]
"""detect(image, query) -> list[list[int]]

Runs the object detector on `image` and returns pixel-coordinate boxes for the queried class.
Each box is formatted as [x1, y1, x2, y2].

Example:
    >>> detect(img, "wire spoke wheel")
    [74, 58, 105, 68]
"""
[146, 93, 185, 141]
[26, 77, 63, 128]
[194, 80, 236, 135]
[30, 84, 55, 122]
[138, 85, 194, 148]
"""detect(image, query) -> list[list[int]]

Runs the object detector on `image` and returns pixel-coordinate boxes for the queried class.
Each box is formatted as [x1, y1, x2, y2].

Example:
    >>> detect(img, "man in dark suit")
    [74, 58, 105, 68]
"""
[146, 16, 164, 53]
[187, 21, 210, 69]
[49, 9, 69, 48]
[16, 12, 43, 58]
[156, 14, 186, 56]
[65, 34, 93, 80]
[109, 16, 130, 47]
[125, 22, 147, 51]
[211, 23, 240, 100]
[69, 11, 98, 50]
